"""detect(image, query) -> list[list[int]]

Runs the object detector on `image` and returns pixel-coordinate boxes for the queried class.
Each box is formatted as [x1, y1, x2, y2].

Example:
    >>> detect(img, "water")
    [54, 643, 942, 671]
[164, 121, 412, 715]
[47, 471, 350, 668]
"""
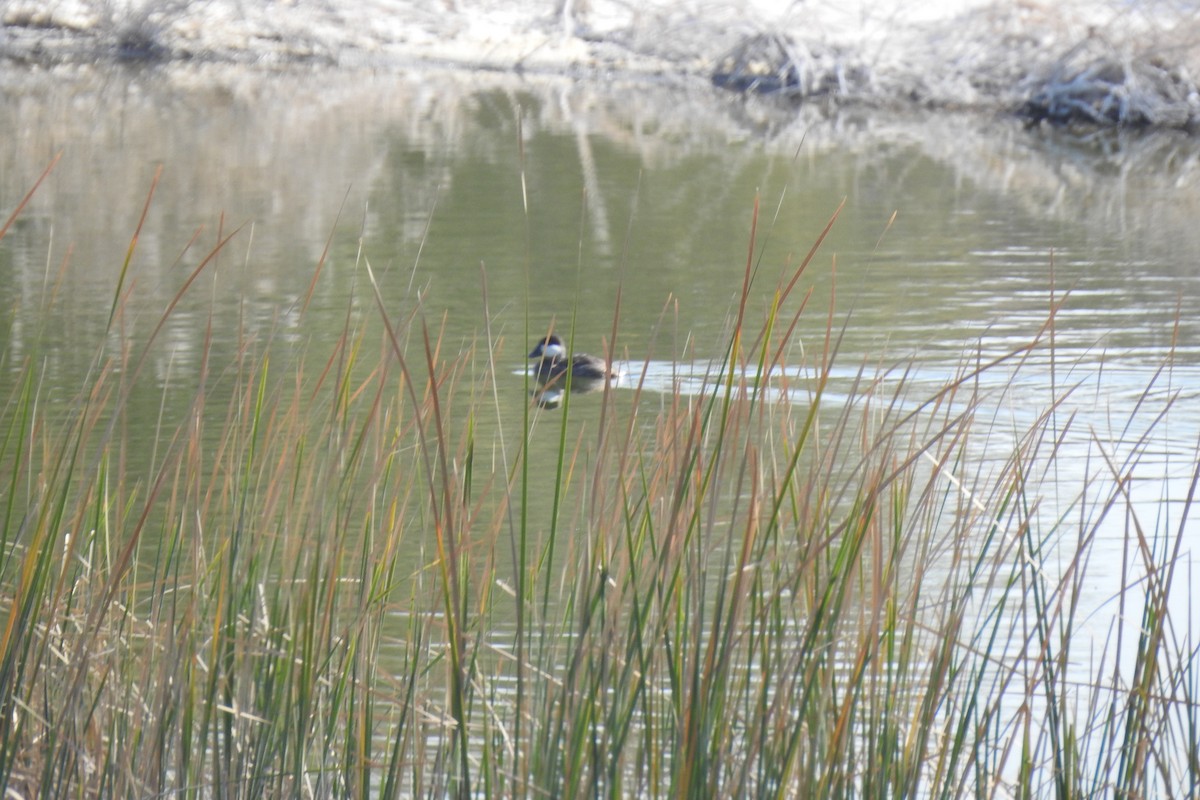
[4, 64, 1198, 566]
[6, 68, 1200, 364]
[2, 63, 1199, 789]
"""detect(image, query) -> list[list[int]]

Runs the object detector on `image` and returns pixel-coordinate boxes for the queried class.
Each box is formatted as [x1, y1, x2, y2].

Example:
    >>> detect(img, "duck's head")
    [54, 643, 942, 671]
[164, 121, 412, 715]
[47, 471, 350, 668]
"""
[529, 334, 567, 360]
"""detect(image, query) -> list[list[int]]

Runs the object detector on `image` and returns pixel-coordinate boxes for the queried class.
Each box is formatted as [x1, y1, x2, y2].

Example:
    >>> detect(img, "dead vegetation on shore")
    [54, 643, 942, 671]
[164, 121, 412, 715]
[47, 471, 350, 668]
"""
[1019, 39, 1200, 129]
[709, 2, 1200, 132]
[1, 0, 1198, 131]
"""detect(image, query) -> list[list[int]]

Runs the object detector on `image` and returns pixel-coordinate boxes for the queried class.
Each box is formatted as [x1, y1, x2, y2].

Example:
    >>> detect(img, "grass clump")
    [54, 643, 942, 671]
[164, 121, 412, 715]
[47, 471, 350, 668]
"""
[0, 162, 1196, 799]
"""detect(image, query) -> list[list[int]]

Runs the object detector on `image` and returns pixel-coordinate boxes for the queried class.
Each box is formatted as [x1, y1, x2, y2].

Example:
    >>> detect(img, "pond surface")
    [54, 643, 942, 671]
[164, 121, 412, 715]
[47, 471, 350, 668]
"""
[2, 63, 1199, 728]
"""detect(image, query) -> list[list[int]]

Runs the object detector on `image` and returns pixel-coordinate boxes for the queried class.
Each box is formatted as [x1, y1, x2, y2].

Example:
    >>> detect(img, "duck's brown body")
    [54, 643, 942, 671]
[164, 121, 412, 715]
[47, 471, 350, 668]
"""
[528, 334, 613, 383]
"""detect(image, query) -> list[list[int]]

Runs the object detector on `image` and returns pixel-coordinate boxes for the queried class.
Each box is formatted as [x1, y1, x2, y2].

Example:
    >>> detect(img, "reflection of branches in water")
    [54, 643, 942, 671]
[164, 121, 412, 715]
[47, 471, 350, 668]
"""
[557, 88, 614, 257]
[738, 98, 1200, 268]
[7, 62, 1200, 289]
[938, 118, 1200, 264]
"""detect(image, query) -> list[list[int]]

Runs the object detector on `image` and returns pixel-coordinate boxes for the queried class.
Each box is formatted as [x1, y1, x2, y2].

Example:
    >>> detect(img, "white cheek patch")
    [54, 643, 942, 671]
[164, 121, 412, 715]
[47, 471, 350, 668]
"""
[542, 343, 566, 359]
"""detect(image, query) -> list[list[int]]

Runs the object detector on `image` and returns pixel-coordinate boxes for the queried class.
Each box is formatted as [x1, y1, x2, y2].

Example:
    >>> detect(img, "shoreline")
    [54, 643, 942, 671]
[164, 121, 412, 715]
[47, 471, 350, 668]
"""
[2, 0, 1198, 129]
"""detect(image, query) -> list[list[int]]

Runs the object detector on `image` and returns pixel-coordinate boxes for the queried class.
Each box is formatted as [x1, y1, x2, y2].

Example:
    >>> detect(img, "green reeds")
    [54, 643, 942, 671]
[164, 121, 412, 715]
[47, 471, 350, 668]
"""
[0, 163, 1196, 800]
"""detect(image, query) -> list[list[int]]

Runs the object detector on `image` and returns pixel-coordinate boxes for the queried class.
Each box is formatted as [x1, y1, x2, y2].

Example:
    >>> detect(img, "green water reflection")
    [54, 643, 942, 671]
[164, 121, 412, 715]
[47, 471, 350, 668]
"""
[1, 63, 1198, 611]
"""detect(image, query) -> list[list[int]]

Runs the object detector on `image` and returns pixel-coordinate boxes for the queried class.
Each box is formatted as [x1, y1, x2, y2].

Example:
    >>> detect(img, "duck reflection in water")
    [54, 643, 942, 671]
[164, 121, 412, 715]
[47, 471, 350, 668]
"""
[528, 333, 615, 406]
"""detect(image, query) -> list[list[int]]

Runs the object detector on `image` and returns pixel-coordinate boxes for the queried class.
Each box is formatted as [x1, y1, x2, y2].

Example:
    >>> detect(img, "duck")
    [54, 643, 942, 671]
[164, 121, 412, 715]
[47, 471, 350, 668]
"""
[528, 334, 614, 384]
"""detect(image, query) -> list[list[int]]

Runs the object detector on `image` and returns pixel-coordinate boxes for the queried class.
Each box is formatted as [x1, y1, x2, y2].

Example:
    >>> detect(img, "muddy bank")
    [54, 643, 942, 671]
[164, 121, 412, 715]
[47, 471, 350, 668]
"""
[2, 0, 1199, 128]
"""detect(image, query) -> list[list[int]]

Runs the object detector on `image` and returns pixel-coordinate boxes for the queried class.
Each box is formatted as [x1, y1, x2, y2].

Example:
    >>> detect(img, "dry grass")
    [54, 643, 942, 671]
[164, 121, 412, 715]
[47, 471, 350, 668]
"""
[0, 156, 1197, 798]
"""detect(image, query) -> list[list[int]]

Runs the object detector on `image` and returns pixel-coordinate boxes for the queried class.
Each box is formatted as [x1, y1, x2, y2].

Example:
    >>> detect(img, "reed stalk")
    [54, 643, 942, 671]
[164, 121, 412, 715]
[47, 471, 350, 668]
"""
[0, 160, 1195, 799]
